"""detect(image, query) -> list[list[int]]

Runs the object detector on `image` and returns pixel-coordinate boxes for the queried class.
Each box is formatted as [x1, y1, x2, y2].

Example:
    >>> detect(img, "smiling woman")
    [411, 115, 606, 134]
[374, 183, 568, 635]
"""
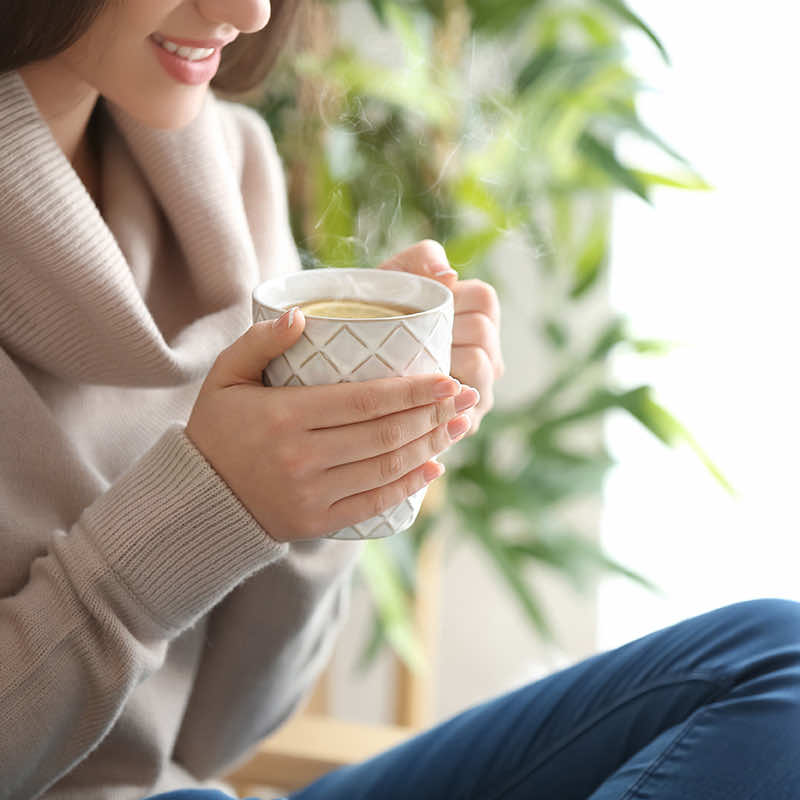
[0, 0, 301, 95]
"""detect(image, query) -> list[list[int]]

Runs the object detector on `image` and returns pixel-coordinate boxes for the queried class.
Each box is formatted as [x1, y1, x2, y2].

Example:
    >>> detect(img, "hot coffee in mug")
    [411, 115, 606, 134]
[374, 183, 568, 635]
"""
[291, 298, 419, 319]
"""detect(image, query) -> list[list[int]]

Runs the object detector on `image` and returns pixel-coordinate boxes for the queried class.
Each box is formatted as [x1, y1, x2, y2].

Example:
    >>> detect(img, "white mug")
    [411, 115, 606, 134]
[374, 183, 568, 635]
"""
[252, 268, 454, 540]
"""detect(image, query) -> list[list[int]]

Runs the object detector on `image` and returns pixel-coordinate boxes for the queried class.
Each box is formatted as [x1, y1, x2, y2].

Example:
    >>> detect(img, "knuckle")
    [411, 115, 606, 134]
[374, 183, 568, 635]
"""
[284, 453, 308, 481]
[294, 484, 317, 511]
[418, 238, 447, 262]
[475, 312, 495, 343]
[380, 451, 405, 481]
[476, 282, 497, 309]
[403, 468, 425, 498]
[464, 346, 485, 374]
[430, 402, 446, 428]
[466, 280, 499, 319]
[379, 420, 404, 450]
[267, 406, 292, 433]
[399, 376, 419, 409]
[369, 489, 395, 519]
[351, 387, 381, 419]
[434, 424, 450, 453]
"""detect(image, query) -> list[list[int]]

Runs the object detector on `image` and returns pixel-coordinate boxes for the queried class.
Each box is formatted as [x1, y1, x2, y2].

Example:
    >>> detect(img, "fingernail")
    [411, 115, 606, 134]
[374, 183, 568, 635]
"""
[274, 307, 299, 329]
[434, 377, 460, 398]
[423, 462, 445, 484]
[430, 264, 458, 277]
[454, 386, 480, 413]
[447, 415, 471, 441]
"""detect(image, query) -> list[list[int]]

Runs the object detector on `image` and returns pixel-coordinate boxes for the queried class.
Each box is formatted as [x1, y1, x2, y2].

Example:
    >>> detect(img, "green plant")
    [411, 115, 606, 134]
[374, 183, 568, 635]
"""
[252, 0, 725, 671]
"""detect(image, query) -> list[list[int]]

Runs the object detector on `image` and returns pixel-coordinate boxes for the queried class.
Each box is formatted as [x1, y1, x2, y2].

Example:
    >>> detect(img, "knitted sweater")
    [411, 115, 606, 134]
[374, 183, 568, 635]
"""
[0, 69, 362, 800]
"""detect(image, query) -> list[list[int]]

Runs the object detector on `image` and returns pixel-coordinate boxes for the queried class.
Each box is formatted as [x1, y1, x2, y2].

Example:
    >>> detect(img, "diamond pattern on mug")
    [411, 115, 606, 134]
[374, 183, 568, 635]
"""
[353, 320, 401, 350]
[303, 319, 343, 348]
[266, 354, 293, 387]
[406, 348, 440, 375]
[378, 325, 421, 371]
[324, 326, 371, 374]
[297, 352, 341, 384]
[405, 313, 439, 342]
[350, 355, 395, 382]
[283, 333, 317, 373]
[424, 315, 452, 364]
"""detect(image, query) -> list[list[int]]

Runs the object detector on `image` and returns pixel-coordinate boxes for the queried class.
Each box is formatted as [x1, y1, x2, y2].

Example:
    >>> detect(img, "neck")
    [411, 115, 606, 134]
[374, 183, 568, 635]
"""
[18, 62, 102, 206]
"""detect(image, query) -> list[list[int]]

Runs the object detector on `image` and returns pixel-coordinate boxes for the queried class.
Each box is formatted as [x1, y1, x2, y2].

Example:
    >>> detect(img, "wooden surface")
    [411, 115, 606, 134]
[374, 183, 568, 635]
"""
[225, 713, 417, 793]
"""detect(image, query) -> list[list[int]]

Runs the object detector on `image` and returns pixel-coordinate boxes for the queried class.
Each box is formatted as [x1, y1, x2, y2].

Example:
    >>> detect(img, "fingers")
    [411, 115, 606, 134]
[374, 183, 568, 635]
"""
[378, 239, 458, 288]
[211, 310, 306, 386]
[453, 312, 504, 378]
[453, 279, 501, 326]
[323, 412, 470, 501]
[310, 385, 480, 466]
[300, 373, 460, 429]
[324, 460, 446, 533]
[451, 345, 495, 430]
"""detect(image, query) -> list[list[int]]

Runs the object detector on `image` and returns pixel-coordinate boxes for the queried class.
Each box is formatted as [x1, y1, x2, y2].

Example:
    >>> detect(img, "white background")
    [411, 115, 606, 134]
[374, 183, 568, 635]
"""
[599, 2, 800, 649]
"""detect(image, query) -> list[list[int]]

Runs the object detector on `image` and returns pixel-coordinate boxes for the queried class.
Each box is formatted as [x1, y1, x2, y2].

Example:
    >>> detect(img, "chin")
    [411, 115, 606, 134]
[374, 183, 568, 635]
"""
[126, 92, 206, 131]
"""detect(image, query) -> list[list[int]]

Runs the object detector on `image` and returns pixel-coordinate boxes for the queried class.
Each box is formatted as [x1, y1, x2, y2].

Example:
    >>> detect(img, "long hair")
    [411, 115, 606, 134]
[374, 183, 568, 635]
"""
[0, 0, 302, 95]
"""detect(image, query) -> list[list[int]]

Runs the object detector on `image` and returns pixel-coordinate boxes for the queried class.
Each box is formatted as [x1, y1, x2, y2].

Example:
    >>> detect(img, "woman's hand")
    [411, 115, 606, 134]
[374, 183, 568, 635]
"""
[186, 309, 480, 542]
[380, 240, 504, 433]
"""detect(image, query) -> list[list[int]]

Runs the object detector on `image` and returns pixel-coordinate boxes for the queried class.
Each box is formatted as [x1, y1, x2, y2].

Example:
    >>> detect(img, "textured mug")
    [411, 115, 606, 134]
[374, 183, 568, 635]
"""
[252, 268, 454, 540]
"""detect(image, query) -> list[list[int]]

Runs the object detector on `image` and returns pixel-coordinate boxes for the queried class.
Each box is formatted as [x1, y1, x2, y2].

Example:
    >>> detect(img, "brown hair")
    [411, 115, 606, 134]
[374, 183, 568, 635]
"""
[0, 0, 302, 96]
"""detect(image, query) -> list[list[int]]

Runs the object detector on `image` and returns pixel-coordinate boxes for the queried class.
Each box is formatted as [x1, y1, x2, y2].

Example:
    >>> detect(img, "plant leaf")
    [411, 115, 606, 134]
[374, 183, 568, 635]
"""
[464, 510, 554, 640]
[632, 169, 713, 192]
[507, 531, 660, 593]
[359, 540, 427, 673]
[593, 0, 670, 64]
[578, 131, 651, 203]
[617, 388, 737, 494]
[571, 212, 610, 298]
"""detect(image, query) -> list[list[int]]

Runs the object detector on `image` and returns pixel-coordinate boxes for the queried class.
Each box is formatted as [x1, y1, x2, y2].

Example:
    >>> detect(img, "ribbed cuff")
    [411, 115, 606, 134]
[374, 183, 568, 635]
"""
[77, 424, 287, 635]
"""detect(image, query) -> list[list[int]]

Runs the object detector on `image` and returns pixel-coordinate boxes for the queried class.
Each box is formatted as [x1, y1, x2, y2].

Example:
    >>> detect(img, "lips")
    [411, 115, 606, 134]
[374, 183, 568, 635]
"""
[149, 35, 222, 86]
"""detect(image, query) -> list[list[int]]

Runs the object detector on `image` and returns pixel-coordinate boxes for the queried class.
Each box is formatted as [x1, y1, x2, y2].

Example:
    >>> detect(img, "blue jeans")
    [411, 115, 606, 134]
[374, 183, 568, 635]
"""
[148, 599, 800, 800]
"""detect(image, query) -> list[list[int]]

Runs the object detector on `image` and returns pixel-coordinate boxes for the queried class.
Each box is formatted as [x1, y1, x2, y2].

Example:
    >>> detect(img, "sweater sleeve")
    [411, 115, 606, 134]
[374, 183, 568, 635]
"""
[173, 535, 364, 778]
[0, 424, 287, 800]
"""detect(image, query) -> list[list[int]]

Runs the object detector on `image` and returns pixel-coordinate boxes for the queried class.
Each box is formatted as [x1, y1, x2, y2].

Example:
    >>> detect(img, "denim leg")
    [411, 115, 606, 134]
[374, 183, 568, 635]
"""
[144, 793, 241, 799]
[144, 793, 245, 800]
[286, 599, 800, 800]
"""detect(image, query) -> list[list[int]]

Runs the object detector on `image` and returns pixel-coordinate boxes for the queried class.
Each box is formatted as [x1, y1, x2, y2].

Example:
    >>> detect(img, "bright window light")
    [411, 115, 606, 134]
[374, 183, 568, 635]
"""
[598, 2, 800, 651]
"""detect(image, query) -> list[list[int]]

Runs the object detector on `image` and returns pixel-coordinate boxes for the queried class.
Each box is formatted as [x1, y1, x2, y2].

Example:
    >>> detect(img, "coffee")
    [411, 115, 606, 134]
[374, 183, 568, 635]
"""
[292, 298, 419, 319]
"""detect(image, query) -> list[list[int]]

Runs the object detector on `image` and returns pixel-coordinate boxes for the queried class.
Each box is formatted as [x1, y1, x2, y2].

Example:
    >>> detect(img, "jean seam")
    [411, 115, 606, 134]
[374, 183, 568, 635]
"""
[616, 675, 733, 800]
[479, 669, 736, 800]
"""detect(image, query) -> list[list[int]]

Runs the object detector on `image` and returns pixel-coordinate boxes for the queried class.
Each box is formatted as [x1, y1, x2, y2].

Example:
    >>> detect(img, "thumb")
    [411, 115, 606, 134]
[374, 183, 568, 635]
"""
[378, 240, 459, 290]
[213, 307, 306, 385]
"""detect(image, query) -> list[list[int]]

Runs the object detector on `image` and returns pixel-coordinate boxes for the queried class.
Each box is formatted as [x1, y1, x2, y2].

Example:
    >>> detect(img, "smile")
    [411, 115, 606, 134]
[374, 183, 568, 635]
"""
[151, 33, 215, 62]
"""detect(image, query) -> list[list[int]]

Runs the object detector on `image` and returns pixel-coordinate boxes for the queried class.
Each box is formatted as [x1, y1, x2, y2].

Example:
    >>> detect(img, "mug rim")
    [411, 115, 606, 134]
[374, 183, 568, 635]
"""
[252, 267, 453, 322]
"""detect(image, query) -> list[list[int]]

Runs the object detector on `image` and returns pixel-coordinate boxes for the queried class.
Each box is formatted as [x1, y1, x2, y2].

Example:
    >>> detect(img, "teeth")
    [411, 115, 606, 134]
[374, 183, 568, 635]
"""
[152, 34, 214, 62]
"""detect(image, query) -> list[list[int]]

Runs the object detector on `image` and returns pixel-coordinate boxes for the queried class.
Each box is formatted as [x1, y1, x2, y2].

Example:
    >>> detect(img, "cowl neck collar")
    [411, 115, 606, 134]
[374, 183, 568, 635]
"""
[0, 69, 258, 386]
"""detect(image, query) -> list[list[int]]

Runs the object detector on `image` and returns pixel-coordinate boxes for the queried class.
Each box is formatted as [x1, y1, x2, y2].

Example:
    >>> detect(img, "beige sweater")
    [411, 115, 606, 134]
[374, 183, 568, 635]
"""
[0, 70, 363, 799]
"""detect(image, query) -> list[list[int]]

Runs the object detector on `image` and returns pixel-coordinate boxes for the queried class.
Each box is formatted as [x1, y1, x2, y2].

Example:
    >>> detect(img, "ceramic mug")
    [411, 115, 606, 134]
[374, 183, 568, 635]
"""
[252, 268, 454, 540]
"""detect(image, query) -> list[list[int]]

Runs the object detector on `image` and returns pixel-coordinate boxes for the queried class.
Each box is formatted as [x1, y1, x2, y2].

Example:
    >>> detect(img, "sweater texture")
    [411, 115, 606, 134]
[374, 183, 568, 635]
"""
[0, 69, 362, 799]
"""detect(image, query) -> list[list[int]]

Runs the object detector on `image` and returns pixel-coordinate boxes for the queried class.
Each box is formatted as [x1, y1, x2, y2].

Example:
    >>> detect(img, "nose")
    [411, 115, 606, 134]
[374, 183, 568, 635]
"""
[196, 0, 271, 35]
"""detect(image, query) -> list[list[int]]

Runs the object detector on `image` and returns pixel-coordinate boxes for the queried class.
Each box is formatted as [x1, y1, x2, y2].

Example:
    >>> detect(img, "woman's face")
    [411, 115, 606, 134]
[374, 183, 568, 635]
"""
[57, 0, 272, 129]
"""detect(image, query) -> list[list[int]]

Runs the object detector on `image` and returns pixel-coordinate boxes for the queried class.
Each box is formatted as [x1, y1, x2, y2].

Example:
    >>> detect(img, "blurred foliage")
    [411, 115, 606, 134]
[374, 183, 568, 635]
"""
[251, 0, 723, 672]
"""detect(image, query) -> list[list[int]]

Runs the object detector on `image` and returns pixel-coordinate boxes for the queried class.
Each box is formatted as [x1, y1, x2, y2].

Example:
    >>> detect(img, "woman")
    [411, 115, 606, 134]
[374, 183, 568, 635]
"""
[0, 2, 797, 799]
